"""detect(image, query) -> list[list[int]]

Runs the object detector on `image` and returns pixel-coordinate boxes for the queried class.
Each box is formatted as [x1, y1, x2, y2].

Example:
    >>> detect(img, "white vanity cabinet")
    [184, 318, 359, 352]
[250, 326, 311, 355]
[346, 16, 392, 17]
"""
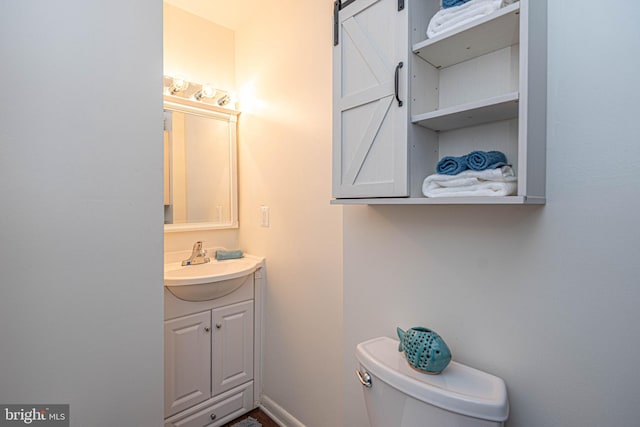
[332, 0, 547, 204]
[163, 270, 262, 427]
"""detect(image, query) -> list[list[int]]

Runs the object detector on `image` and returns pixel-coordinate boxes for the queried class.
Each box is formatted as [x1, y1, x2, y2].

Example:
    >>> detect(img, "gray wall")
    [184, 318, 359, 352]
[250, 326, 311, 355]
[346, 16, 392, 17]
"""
[0, 2, 164, 426]
[343, 2, 640, 426]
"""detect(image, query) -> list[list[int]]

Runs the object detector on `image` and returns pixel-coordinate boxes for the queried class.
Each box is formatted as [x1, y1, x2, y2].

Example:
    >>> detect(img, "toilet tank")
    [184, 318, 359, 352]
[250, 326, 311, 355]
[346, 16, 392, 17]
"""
[356, 337, 509, 427]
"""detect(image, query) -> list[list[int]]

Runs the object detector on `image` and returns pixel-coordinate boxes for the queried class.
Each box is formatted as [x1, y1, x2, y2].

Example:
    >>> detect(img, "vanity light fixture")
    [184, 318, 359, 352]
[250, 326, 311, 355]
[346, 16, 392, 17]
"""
[169, 76, 189, 95]
[164, 75, 237, 110]
[194, 84, 216, 101]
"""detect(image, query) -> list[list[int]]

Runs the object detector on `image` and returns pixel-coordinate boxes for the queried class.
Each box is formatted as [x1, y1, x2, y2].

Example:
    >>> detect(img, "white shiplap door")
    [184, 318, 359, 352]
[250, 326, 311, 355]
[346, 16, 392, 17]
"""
[333, 0, 409, 198]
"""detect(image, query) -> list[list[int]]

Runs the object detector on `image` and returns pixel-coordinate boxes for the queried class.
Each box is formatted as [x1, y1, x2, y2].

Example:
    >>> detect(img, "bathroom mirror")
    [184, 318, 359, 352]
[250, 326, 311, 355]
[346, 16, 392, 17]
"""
[164, 96, 238, 231]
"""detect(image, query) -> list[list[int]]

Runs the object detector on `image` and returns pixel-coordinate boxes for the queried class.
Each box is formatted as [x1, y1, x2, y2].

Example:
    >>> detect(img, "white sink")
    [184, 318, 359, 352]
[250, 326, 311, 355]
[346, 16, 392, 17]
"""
[164, 256, 260, 301]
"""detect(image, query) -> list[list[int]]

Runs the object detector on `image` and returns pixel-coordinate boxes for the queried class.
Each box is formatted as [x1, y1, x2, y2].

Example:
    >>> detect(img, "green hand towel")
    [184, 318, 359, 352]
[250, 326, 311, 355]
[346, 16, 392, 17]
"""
[215, 249, 244, 260]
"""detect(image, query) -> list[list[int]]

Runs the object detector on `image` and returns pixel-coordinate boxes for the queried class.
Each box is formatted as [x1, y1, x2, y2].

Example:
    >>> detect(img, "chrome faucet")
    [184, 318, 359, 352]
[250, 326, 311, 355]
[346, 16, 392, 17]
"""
[182, 241, 210, 266]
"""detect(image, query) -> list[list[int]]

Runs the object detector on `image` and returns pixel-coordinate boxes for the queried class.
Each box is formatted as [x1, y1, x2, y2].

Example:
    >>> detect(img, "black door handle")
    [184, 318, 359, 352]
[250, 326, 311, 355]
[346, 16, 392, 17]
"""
[394, 61, 404, 107]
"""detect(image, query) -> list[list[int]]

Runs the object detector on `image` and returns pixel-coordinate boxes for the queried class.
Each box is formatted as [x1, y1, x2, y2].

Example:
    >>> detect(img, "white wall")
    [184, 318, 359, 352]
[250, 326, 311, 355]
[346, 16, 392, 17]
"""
[164, 3, 236, 91]
[343, 2, 640, 427]
[0, 2, 164, 427]
[234, 1, 344, 426]
[163, 4, 240, 253]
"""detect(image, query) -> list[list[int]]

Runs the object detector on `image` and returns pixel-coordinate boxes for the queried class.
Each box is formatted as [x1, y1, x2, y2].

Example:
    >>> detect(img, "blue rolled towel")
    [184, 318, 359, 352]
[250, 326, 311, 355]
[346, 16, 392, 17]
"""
[215, 249, 244, 260]
[466, 150, 507, 171]
[436, 155, 468, 175]
[442, 0, 471, 8]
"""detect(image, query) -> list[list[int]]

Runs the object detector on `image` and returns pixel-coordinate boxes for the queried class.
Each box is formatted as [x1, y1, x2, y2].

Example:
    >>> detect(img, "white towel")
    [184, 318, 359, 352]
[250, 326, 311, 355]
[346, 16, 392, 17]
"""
[427, 0, 505, 39]
[422, 165, 517, 197]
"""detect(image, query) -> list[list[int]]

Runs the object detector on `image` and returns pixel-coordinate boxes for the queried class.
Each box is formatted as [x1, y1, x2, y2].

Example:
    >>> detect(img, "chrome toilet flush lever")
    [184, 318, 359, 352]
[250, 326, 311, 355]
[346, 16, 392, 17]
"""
[182, 241, 211, 266]
[356, 369, 372, 388]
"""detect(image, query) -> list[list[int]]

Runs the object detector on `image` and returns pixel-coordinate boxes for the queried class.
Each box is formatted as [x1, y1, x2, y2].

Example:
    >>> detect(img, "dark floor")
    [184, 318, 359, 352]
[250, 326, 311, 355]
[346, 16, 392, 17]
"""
[222, 408, 279, 427]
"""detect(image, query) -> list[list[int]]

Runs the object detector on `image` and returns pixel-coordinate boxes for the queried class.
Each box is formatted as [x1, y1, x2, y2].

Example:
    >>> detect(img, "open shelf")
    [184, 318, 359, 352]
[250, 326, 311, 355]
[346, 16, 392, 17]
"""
[412, 91, 519, 131]
[331, 195, 545, 205]
[413, 2, 520, 68]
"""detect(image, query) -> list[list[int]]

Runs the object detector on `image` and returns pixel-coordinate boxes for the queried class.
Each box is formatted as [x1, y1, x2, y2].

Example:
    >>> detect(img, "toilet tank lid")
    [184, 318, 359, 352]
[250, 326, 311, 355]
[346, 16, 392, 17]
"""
[355, 337, 509, 422]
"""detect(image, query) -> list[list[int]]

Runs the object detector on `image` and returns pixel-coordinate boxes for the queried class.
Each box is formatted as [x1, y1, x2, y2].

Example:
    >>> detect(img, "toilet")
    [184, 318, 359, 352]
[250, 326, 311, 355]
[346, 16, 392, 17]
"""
[356, 337, 509, 427]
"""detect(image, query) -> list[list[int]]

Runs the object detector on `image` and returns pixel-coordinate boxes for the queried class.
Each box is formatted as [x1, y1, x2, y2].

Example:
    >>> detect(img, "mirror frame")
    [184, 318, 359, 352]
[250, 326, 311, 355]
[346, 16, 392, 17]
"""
[163, 95, 239, 232]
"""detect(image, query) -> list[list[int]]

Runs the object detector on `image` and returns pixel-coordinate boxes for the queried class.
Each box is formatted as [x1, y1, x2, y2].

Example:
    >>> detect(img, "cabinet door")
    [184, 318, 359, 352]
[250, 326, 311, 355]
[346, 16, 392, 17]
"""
[333, 0, 409, 198]
[165, 311, 211, 418]
[212, 301, 254, 396]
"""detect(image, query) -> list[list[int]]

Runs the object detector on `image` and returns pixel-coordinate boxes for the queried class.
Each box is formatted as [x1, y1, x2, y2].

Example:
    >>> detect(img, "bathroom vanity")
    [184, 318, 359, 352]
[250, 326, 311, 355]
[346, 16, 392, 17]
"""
[163, 253, 264, 427]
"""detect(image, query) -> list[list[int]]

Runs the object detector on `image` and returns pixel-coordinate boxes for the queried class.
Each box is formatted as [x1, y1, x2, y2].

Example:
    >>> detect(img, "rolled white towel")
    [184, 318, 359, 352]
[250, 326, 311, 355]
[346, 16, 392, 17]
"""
[422, 165, 517, 197]
[427, 0, 504, 39]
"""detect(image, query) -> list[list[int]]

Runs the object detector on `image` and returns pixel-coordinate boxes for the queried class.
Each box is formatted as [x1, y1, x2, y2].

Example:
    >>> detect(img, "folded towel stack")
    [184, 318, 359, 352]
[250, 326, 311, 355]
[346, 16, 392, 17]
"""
[425, 150, 514, 197]
[215, 249, 244, 260]
[427, 0, 505, 39]
[422, 165, 517, 198]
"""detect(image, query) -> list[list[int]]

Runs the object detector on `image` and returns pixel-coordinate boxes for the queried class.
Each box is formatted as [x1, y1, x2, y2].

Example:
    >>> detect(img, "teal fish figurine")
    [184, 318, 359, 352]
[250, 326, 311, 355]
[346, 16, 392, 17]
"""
[397, 326, 452, 374]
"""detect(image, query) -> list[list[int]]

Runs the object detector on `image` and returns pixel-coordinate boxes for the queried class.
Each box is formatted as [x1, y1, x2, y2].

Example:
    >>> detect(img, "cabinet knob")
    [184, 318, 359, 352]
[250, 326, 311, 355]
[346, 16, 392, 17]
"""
[215, 323, 222, 329]
[210, 413, 217, 420]
[204, 327, 210, 332]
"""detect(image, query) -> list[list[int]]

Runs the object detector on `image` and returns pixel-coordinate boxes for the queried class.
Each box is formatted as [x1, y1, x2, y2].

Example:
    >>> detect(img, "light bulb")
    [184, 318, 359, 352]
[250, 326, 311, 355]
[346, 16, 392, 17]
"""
[194, 84, 216, 101]
[170, 76, 189, 95]
[201, 84, 215, 98]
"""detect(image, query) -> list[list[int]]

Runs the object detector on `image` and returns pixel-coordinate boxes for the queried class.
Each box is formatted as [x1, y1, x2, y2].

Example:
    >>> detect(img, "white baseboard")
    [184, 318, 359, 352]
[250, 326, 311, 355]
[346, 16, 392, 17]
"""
[259, 395, 305, 427]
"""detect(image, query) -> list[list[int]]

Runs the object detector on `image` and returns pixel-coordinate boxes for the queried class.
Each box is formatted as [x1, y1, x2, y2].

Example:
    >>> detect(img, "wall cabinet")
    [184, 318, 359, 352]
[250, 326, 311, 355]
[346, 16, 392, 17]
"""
[332, 0, 547, 204]
[164, 270, 261, 427]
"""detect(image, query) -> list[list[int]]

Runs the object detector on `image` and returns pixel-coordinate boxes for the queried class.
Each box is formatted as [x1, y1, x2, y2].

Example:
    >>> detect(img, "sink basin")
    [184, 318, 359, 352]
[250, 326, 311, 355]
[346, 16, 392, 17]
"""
[164, 257, 259, 301]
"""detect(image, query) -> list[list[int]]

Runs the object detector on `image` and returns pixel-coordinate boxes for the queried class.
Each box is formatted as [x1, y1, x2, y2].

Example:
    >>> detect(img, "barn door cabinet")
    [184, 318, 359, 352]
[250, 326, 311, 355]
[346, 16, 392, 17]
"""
[332, 0, 547, 204]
